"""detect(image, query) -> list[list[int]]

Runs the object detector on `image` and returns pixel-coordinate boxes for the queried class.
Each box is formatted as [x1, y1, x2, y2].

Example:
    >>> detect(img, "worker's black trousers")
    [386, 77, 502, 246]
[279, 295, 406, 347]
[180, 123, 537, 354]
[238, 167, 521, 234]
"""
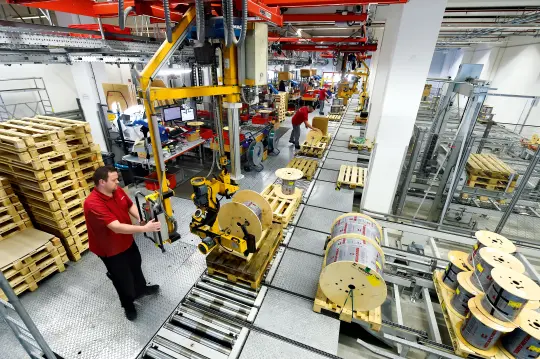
[99, 242, 147, 309]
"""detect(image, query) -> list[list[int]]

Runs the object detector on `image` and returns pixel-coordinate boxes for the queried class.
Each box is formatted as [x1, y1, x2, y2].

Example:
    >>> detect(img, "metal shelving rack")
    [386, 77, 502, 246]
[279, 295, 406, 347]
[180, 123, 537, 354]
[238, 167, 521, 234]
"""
[0, 77, 53, 120]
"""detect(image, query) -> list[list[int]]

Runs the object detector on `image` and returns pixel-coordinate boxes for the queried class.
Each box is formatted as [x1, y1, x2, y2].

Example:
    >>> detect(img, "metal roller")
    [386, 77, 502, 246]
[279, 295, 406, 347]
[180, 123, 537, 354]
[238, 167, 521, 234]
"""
[319, 230, 387, 312]
[163, 323, 231, 355]
[177, 306, 242, 334]
[201, 274, 258, 298]
[153, 336, 208, 359]
[190, 288, 251, 314]
[145, 346, 180, 359]
[187, 292, 249, 321]
[442, 250, 471, 291]
[196, 281, 256, 306]
[470, 247, 525, 292]
[171, 314, 236, 346]
[501, 309, 540, 359]
[450, 271, 479, 317]
[459, 296, 515, 353]
[468, 230, 516, 267]
[481, 267, 540, 321]
[275, 168, 303, 196]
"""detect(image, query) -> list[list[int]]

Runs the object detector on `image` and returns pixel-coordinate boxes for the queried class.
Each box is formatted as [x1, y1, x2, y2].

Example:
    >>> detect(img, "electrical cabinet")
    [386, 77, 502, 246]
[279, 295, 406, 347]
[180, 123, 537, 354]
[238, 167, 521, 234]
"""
[245, 23, 268, 86]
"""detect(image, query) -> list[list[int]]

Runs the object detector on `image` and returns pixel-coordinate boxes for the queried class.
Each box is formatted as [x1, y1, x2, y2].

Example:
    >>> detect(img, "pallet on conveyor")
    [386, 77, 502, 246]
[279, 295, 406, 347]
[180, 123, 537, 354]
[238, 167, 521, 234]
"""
[298, 142, 326, 158]
[328, 114, 341, 121]
[433, 270, 501, 359]
[260, 184, 303, 228]
[348, 136, 373, 151]
[206, 224, 283, 289]
[313, 284, 382, 331]
[336, 165, 366, 189]
[286, 158, 319, 181]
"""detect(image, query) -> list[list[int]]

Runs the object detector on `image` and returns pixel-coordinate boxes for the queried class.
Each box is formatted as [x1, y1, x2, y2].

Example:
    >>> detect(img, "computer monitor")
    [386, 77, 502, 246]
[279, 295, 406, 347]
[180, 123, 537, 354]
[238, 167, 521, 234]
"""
[162, 106, 182, 122]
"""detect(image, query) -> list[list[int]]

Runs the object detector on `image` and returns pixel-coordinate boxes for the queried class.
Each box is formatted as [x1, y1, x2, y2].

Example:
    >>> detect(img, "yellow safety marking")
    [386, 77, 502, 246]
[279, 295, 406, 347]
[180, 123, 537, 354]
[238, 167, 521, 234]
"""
[367, 275, 381, 287]
[477, 263, 484, 272]
[456, 288, 460, 295]
[508, 301, 523, 309]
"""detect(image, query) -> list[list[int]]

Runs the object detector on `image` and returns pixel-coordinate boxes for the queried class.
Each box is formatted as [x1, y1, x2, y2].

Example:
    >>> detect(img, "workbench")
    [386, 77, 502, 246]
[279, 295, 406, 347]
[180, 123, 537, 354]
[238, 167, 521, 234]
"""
[122, 138, 206, 166]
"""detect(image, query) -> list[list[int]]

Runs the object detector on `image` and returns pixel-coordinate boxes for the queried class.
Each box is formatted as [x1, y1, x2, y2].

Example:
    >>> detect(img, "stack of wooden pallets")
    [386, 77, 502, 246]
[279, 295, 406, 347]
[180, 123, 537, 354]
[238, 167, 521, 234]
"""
[0, 177, 33, 240]
[0, 116, 102, 262]
[0, 228, 68, 301]
[464, 154, 518, 201]
[273, 92, 288, 122]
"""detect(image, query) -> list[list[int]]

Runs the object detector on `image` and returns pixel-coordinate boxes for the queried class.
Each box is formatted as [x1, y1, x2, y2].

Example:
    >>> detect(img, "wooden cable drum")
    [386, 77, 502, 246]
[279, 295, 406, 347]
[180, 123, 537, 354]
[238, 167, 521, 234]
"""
[501, 309, 540, 359]
[306, 129, 323, 144]
[320, 232, 387, 312]
[458, 296, 516, 355]
[481, 267, 540, 322]
[330, 213, 383, 245]
[470, 247, 525, 292]
[442, 250, 472, 291]
[187, 121, 204, 127]
[217, 190, 273, 245]
[450, 271, 480, 317]
[468, 230, 516, 267]
[275, 168, 303, 197]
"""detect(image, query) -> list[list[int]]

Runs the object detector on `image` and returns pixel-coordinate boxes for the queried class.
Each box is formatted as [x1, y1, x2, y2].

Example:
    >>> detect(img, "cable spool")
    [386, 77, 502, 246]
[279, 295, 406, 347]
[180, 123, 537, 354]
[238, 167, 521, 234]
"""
[458, 296, 516, 355]
[501, 309, 540, 359]
[442, 251, 472, 291]
[470, 247, 525, 291]
[468, 230, 516, 267]
[306, 129, 323, 144]
[320, 233, 387, 312]
[267, 129, 277, 154]
[217, 190, 273, 247]
[330, 213, 383, 245]
[450, 271, 480, 317]
[247, 141, 264, 170]
[275, 168, 303, 197]
[481, 267, 540, 322]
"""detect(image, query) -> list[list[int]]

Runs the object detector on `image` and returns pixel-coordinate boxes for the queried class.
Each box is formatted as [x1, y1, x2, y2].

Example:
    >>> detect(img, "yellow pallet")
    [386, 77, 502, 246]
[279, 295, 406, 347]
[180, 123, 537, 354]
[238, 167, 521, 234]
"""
[286, 158, 319, 180]
[337, 165, 367, 189]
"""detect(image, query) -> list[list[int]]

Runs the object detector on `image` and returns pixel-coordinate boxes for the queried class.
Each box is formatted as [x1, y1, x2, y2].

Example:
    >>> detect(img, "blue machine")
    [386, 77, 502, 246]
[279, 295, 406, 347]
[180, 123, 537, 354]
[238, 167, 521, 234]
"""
[268, 84, 279, 94]
[188, 17, 242, 40]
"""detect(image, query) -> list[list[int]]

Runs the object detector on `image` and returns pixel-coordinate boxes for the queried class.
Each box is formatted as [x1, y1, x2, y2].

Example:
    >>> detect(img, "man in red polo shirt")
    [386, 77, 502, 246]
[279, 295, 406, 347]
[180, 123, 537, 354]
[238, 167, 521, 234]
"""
[84, 166, 161, 320]
[318, 87, 329, 115]
[289, 105, 315, 149]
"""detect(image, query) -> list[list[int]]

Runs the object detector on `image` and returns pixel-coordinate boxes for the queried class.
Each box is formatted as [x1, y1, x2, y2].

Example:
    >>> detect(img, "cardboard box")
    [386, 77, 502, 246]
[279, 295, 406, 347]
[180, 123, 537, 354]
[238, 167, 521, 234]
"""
[300, 68, 316, 77]
[278, 72, 292, 81]
[422, 84, 432, 97]
[186, 132, 200, 142]
[312, 116, 329, 135]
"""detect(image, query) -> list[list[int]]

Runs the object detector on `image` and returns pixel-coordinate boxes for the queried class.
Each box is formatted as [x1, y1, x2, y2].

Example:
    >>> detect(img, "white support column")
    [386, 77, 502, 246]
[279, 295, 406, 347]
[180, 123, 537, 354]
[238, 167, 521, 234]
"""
[56, 12, 109, 150]
[362, 0, 447, 214]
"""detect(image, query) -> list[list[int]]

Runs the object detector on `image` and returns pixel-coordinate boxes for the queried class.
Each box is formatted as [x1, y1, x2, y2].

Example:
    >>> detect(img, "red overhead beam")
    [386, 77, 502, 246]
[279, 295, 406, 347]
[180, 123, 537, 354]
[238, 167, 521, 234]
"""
[262, 0, 407, 7]
[239, 0, 283, 26]
[281, 43, 377, 52]
[269, 36, 367, 43]
[282, 13, 367, 22]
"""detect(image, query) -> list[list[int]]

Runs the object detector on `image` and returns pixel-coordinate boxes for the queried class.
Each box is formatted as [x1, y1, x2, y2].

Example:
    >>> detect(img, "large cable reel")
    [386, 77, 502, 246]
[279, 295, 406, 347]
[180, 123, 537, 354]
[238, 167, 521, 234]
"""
[246, 140, 264, 172]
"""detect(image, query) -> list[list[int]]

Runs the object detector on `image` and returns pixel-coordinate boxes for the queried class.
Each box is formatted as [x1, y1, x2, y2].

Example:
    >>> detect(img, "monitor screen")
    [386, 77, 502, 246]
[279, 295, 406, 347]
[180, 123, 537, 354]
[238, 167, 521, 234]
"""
[163, 106, 182, 121]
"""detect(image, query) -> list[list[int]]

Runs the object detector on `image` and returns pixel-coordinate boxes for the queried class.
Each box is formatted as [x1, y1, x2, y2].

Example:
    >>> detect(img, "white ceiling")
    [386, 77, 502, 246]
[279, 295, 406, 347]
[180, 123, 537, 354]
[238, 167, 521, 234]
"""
[446, 0, 540, 7]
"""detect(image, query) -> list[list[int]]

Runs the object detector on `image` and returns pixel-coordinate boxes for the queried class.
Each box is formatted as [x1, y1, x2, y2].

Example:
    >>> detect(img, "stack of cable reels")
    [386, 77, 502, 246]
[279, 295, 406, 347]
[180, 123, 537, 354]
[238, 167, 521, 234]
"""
[319, 213, 387, 313]
[468, 230, 516, 268]
[500, 309, 540, 359]
[469, 247, 525, 293]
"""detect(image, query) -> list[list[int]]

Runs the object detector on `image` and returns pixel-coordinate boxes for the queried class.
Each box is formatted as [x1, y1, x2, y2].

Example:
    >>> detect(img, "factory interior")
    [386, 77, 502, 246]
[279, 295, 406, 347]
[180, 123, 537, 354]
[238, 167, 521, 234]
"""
[1, 0, 540, 359]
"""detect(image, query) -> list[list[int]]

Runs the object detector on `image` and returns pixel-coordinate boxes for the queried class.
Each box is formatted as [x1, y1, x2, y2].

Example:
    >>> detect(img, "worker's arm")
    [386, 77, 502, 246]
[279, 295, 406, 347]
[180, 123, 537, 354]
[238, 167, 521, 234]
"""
[107, 219, 161, 234]
[128, 203, 141, 223]
[304, 119, 315, 130]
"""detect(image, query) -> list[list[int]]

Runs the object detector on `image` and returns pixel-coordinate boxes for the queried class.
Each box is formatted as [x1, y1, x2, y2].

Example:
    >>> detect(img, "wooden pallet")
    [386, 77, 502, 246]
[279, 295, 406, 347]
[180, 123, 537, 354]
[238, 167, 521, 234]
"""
[0, 149, 73, 170]
[433, 270, 502, 359]
[320, 134, 332, 145]
[313, 284, 382, 331]
[15, 179, 81, 203]
[466, 154, 518, 181]
[0, 159, 76, 184]
[0, 229, 67, 301]
[337, 165, 367, 189]
[260, 183, 303, 228]
[327, 114, 341, 121]
[348, 136, 373, 151]
[30, 115, 92, 134]
[298, 142, 327, 158]
[70, 144, 102, 162]
[354, 115, 367, 124]
[286, 158, 319, 180]
[206, 224, 282, 289]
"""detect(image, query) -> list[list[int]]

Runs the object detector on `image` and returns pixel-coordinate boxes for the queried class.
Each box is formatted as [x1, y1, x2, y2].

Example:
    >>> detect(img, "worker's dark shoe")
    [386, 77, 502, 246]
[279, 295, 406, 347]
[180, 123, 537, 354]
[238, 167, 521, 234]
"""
[143, 285, 160, 295]
[124, 305, 137, 321]
[295, 145, 301, 150]
[289, 140, 294, 144]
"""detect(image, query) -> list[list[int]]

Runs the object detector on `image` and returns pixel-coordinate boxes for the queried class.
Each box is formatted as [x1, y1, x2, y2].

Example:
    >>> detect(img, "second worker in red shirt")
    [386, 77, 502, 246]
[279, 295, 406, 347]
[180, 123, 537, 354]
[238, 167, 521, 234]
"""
[84, 166, 162, 321]
[289, 105, 316, 149]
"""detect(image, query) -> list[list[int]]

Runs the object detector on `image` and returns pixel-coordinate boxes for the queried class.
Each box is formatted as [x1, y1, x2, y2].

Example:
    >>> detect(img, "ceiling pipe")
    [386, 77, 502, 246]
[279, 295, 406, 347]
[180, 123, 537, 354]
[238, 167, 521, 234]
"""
[269, 36, 367, 43]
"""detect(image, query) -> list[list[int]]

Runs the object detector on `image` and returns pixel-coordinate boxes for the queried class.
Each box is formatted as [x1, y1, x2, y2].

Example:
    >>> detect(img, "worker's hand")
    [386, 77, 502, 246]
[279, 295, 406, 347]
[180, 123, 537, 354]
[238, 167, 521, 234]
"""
[144, 219, 161, 232]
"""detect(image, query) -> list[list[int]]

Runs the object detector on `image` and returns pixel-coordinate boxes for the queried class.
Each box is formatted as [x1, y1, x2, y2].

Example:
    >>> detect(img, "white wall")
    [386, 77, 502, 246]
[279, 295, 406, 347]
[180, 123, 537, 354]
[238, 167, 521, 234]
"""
[0, 64, 78, 118]
[430, 39, 540, 140]
[428, 51, 446, 78]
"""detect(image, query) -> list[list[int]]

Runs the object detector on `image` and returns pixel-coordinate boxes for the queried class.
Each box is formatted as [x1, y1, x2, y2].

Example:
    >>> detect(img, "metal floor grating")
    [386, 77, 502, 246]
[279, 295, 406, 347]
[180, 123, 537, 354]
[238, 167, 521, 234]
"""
[306, 180, 355, 212]
[238, 331, 331, 359]
[317, 168, 339, 183]
[327, 150, 359, 162]
[288, 227, 328, 256]
[253, 289, 340, 355]
[270, 248, 324, 298]
[322, 158, 358, 171]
